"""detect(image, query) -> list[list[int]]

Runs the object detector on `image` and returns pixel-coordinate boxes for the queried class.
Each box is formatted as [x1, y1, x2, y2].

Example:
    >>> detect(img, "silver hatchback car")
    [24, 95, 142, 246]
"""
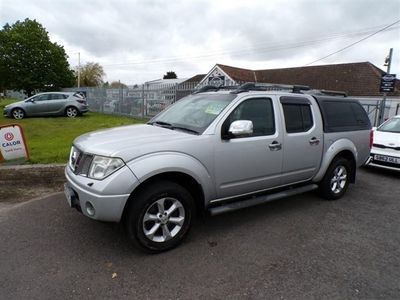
[3, 92, 89, 119]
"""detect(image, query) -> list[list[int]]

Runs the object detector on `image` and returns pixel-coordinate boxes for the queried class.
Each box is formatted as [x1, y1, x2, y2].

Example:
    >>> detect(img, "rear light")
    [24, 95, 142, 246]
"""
[369, 129, 374, 149]
[77, 99, 86, 104]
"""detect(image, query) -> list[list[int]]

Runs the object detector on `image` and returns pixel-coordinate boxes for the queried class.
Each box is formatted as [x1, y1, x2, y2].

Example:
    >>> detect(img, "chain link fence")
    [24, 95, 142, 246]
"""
[358, 98, 400, 127]
[63, 81, 200, 119]
[62, 84, 400, 126]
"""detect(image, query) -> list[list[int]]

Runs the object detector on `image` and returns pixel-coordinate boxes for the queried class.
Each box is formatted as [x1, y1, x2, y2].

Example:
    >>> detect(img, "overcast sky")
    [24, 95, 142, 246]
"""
[1, 0, 400, 84]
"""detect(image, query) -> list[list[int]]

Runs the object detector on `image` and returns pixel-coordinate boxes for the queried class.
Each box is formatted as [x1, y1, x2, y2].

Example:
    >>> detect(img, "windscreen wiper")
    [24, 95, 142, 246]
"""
[170, 126, 200, 135]
[149, 121, 199, 135]
[148, 121, 173, 128]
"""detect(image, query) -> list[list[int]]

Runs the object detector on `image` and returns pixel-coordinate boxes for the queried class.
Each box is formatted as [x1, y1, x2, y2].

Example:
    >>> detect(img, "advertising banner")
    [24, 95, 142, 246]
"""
[0, 124, 29, 163]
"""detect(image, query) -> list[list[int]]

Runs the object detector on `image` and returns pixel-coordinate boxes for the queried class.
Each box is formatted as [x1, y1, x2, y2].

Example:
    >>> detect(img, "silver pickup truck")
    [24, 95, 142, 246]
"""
[64, 83, 372, 252]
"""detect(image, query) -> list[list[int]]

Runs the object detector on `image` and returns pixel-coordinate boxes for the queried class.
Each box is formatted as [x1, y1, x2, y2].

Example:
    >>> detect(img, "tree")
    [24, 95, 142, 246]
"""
[163, 71, 177, 79]
[110, 81, 127, 88]
[0, 19, 75, 96]
[78, 62, 105, 87]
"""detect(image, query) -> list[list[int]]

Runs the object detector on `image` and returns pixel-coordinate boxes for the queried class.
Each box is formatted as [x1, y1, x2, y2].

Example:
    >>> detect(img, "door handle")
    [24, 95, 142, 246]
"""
[309, 137, 320, 145]
[268, 141, 282, 151]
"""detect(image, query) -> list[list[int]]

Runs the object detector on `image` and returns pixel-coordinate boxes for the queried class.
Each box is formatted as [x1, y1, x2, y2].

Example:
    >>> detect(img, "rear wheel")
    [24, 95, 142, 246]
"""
[12, 108, 25, 119]
[318, 157, 352, 200]
[125, 180, 195, 253]
[65, 106, 78, 118]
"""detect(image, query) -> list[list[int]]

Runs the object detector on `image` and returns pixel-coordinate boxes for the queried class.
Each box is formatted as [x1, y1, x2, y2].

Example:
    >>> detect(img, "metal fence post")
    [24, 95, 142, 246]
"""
[141, 84, 145, 119]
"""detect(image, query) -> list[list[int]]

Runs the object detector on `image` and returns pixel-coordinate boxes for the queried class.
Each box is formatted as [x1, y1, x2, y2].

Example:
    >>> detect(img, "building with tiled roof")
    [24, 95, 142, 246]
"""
[197, 62, 400, 124]
[199, 62, 399, 97]
[176, 74, 207, 100]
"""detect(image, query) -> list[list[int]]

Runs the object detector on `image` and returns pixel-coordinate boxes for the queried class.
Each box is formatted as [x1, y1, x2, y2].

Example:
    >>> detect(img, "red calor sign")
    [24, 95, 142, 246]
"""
[0, 124, 30, 163]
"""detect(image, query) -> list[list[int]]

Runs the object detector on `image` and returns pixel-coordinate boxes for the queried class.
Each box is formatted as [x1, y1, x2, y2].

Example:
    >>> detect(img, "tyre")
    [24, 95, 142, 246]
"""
[65, 106, 78, 118]
[125, 180, 195, 253]
[318, 157, 352, 200]
[12, 108, 25, 119]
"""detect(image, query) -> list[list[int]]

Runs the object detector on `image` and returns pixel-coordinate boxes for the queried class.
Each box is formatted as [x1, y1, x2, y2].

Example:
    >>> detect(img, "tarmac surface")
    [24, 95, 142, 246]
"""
[0, 167, 399, 299]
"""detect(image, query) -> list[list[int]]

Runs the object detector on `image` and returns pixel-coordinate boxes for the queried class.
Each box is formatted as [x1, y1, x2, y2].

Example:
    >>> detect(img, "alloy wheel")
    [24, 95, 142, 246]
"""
[66, 107, 78, 117]
[142, 197, 185, 243]
[12, 109, 24, 119]
[330, 165, 347, 194]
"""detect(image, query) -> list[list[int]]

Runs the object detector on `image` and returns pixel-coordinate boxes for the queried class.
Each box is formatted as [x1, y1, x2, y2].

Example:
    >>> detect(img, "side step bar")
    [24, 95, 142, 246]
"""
[208, 184, 318, 216]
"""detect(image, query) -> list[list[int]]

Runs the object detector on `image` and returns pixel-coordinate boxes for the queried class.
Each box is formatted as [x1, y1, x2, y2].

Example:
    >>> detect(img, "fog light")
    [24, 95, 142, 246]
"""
[85, 202, 95, 216]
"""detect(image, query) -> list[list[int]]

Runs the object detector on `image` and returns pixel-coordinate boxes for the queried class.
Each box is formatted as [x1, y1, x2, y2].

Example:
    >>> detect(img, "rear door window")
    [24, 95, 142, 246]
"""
[50, 94, 68, 100]
[280, 97, 313, 133]
[282, 104, 313, 133]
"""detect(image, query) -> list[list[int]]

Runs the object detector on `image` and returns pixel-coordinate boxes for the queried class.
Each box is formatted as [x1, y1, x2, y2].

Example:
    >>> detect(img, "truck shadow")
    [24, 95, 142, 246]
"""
[89, 191, 323, 256]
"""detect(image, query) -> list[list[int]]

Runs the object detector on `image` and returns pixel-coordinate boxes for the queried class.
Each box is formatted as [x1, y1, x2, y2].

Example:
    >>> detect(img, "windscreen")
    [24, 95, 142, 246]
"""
[149, 93, 236, 134]
[378, 117, 400, 133]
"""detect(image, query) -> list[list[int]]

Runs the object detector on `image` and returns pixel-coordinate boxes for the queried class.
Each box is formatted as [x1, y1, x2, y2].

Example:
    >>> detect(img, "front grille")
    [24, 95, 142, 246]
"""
[69, 147, 93, 176]
[75, 153, 94, 175]
[373, 143, 400, 151]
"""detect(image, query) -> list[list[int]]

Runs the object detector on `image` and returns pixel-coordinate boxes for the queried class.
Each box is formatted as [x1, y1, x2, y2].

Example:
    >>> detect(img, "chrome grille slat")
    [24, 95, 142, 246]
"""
[69, 147, 93, 175]
[78, 154, 94, 176]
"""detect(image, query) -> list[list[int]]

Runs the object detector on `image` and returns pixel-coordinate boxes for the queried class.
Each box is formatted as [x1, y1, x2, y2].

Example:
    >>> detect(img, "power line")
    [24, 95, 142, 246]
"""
[305, 20, 400, 66]
[101, 23, 399, 68]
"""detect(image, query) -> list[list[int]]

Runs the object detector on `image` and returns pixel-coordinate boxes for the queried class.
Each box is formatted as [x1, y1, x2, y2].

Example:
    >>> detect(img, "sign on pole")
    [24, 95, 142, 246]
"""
[0, 124, 30, 163]
[380, 73, 396, 93]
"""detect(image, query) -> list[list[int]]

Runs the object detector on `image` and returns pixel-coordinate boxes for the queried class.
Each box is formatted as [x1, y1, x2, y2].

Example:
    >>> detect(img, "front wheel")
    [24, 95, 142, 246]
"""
[318, 157, 352, 200]
[125, 180, 195, 253]
[12, 108, 25, 119]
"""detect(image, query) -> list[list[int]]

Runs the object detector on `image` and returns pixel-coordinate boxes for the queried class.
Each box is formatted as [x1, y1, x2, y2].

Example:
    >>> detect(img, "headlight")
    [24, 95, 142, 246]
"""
[88, 155, 125, 180]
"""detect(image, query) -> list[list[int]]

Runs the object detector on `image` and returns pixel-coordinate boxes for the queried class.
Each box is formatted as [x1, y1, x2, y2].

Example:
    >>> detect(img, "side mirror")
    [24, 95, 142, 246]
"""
[228, 120, 253, 137]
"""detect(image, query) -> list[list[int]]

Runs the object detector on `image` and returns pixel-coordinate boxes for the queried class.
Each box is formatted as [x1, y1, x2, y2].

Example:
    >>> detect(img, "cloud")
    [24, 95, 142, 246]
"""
[1, 0, 399, 83]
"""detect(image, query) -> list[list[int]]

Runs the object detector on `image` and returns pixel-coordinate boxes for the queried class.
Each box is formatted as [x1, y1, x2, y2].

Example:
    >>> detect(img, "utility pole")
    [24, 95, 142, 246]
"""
[77, 52, 81, 89]
[378, 48, 393, 125]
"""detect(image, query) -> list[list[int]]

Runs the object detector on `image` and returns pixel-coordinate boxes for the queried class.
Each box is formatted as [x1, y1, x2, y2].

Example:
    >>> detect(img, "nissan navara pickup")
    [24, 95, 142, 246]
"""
[64, 83, 372, 252]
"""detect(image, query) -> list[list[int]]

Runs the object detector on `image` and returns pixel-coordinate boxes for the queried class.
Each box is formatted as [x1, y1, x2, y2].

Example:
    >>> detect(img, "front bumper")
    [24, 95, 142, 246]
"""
[3, 109, 10, 117]
[64, 165, 139, 222]
[366, 150, 400, 171]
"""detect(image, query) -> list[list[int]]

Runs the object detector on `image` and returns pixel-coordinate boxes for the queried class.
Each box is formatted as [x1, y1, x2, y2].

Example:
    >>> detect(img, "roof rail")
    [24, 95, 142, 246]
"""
[192, 85, 238, 94]
[192, 82, 347, 97]
[230, 82, 311, 94]
[305, 89, 347, 97]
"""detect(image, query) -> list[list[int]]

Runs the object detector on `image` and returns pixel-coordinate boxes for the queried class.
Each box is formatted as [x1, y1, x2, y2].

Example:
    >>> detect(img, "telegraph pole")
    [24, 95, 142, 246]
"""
[378, 48, 393, 125]
[77, 52, 81, 88]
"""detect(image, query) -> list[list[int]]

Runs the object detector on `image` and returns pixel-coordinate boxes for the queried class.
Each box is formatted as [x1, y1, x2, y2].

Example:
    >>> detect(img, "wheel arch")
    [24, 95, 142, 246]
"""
[313, 138, 358, 183]
[65, 105, 79, 115]
[11, 107, 26, 117]
[121, 171, 206, 222]
[333, 150, 356, 183]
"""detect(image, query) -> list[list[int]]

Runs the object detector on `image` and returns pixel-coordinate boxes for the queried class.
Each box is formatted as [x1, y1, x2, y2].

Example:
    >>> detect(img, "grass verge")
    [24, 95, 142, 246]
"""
[1, 98, 144, 164]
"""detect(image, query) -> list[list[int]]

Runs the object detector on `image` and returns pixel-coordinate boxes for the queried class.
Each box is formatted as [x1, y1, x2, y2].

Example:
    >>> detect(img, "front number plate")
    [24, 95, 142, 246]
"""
[374, 154, 400, 165]
[64, 183, 74, 207]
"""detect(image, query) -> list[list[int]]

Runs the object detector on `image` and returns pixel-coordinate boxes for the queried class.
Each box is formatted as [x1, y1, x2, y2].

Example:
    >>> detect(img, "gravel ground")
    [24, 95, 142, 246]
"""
[0, 167, 399, 299]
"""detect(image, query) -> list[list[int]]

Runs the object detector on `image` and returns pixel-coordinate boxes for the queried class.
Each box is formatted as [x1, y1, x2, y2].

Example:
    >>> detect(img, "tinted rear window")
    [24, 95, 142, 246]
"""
[316, 98, 371, 132]
[73, 92, 85, 99]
